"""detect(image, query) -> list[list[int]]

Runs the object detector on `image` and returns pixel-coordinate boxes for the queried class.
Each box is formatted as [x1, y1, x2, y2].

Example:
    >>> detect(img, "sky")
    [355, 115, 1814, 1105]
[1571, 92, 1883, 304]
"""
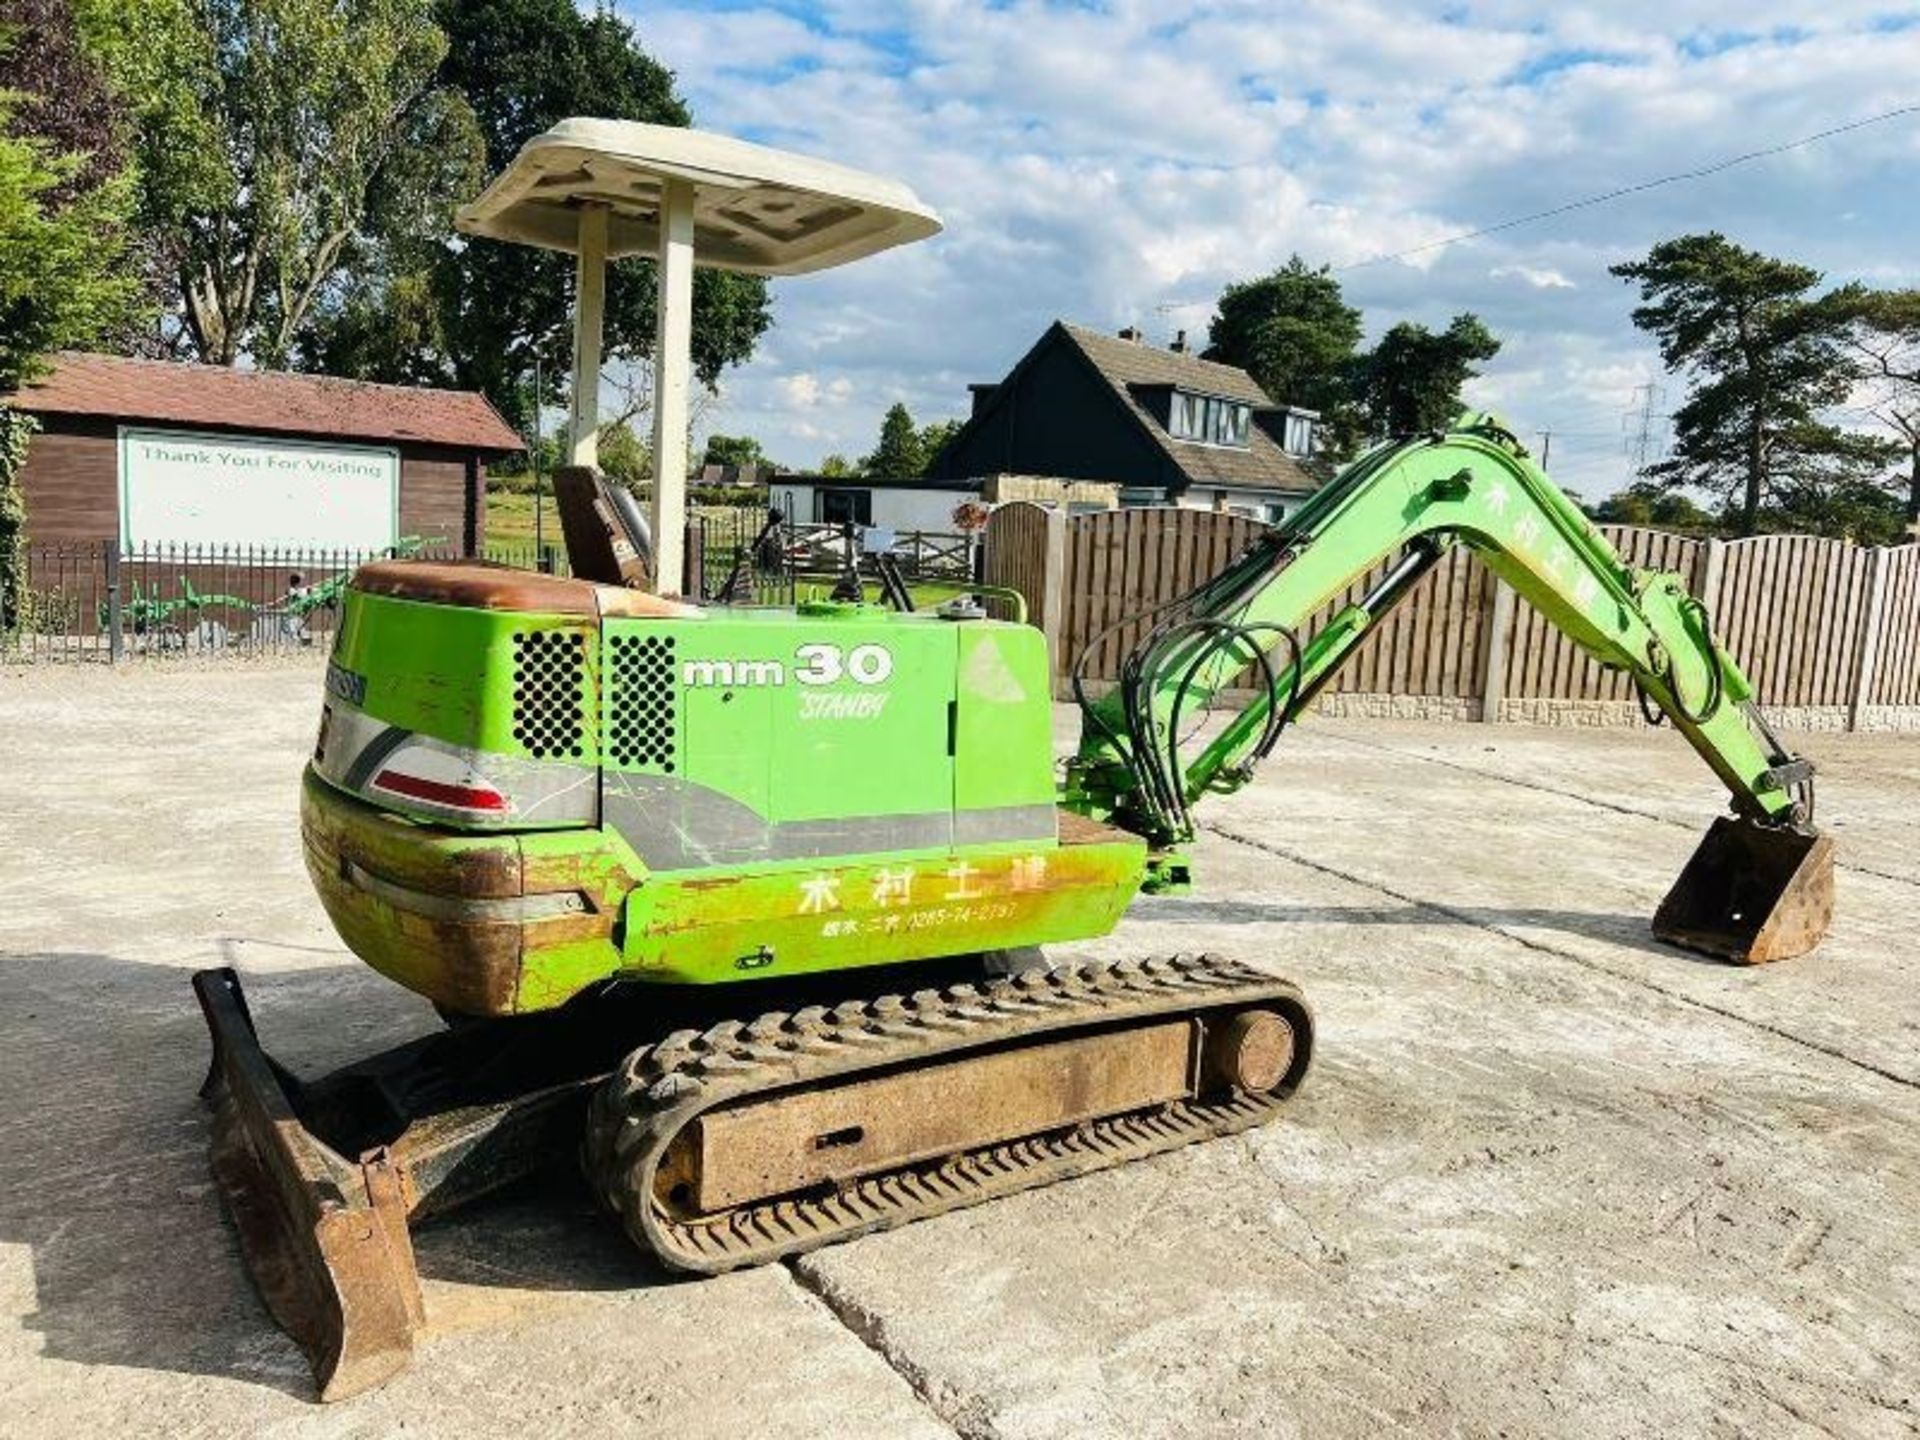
[621, 0, 1920, 500]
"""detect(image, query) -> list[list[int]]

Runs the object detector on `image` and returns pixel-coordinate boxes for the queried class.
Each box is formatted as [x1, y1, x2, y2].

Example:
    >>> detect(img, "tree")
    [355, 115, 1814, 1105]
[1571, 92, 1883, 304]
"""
[1832, 286, 1920, 525]
[1586, 481, 1719, 535]
[917, 418, 962, 473]
[817, 452, 854, 477]
[1358, 314, 1500, 438]
[86, 0, 485, 367]
[301, 266, 453, 388]
[1, 1, 149, 632]
[702, 433, 769, 472]
[0, 0, 146, 389]
[863, 402, 924, 477]
[871, 403, 929, 476]
[1203, 256, 1362, 421]
[597, 422, 648, 489]
[1610, 234, 1885, 537]
[306, 0, 773, 432]
[1761, 469, 1909, 545]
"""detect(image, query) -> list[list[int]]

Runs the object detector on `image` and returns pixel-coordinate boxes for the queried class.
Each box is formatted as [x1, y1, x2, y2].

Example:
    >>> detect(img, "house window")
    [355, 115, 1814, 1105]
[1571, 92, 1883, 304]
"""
[1283, 413, 1314, 456]
[1167, 391, 1250, 449]
[1215, 401, 1249, 446]
[817, 489, 872, 526]
[1169, 392, 1199, 439]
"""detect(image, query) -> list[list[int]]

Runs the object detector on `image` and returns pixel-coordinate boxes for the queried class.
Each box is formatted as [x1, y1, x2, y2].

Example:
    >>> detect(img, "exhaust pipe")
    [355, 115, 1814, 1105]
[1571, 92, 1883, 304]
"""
[1652, 816, 1835, 964]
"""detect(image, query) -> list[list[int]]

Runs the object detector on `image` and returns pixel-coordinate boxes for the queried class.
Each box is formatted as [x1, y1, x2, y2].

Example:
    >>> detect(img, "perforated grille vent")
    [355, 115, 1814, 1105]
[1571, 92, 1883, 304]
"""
[608, 633, 677, 771]
[511, 629, 587, 759]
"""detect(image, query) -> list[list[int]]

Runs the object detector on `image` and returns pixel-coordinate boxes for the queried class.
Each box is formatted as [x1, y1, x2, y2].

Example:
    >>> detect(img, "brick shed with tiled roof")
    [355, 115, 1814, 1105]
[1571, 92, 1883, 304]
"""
[6, 352, 523, 553]
[928, 321, 1323, 521]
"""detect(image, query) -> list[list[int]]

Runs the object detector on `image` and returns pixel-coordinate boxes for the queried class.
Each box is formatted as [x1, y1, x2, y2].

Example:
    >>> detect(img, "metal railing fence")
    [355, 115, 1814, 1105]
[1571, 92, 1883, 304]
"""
[687, 510, 981, 606]
[2, 518, 985, 662]
[2, 539, 564, 661]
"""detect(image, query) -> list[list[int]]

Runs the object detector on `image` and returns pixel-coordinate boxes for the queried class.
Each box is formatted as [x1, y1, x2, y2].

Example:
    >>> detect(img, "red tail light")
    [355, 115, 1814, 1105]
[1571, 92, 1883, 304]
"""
[372, 768, 509, 814]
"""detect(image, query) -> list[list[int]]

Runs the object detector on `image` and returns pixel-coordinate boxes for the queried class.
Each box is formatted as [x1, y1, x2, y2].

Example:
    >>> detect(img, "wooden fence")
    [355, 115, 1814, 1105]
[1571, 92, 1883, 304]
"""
[981, 502, 1920, 729]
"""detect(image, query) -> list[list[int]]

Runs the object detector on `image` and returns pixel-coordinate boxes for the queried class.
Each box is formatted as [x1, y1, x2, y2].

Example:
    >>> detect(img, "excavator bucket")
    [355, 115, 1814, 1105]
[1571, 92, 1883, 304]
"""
[193, 970, 424, 1401]
[1652, 816, 1834, 964]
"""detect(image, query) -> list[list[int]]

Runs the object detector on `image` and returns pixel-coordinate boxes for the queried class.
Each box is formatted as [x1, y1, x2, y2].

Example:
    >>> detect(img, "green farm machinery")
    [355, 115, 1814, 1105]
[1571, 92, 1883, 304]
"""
[193, 122, 1833, 1400]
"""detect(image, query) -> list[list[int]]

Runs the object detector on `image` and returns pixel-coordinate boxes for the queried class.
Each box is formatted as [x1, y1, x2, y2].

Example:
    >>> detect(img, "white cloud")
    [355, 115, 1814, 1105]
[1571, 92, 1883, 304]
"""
[1492, 265, 1577, 290]
[777, 372, 855, 409]
[620, 0, 1920, 497]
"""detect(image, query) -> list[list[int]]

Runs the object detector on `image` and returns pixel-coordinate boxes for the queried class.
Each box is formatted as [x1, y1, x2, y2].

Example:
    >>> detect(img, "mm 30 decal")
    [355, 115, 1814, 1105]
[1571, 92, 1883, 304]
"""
[681, 642, 895, 690]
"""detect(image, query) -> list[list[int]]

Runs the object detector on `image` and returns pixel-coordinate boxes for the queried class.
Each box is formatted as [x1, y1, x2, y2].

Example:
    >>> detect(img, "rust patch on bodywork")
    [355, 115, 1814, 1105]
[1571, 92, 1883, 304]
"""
[300, 767, 637, 1016]
[620, 835, 1144, 985]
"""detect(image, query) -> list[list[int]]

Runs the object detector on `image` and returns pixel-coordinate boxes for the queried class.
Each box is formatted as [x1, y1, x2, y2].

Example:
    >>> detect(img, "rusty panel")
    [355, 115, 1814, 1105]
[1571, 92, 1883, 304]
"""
[1653, 816, 1835, 964]
[689, 1020, 1196, 1209]
[194, 969, 423, 1402]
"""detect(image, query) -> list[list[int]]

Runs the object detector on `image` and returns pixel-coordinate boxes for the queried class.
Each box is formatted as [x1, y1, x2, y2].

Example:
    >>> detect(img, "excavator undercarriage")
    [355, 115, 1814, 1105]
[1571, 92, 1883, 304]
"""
[197, 953, 1310, 1398]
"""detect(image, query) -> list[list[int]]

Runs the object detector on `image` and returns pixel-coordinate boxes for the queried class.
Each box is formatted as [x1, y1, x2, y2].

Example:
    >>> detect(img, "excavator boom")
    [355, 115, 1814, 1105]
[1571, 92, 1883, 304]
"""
[1067, 414, 1832, 962]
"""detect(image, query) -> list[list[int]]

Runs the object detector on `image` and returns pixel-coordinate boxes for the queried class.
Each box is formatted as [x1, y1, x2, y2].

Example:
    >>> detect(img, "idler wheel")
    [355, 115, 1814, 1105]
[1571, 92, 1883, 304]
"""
[1206, 1009, 1295, 1094]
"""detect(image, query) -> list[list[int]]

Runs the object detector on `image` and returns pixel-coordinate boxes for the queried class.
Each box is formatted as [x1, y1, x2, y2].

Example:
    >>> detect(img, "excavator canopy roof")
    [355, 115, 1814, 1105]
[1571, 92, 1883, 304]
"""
[455, 118, 942, 275]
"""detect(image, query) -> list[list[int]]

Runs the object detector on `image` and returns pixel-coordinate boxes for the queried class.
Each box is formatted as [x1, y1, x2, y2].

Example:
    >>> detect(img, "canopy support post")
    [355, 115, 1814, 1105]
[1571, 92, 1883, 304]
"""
[568, 203, 609, 468]
[649, 178, 695, 594]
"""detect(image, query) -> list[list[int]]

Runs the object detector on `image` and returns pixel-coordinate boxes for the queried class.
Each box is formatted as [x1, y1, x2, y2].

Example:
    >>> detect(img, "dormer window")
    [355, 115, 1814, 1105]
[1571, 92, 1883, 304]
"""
[1283, 412, 1314, 456]
[1169, 391, 1250, 448]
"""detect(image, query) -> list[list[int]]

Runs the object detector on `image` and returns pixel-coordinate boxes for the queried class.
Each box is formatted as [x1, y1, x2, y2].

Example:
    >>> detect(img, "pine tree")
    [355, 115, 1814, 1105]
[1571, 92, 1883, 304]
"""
[1611, 234, 1890, 536]
[863, 402, 924, 477]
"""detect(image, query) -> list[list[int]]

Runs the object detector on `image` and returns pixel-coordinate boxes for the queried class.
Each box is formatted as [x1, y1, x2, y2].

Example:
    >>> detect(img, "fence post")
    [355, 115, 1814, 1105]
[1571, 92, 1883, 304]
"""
[1477, 576, 1513, 722]
[1847, 545, 1892, 733]
[682, 517, 703, 599]
[1041, 506, 1067, 696]
[104, 540, 124, 664]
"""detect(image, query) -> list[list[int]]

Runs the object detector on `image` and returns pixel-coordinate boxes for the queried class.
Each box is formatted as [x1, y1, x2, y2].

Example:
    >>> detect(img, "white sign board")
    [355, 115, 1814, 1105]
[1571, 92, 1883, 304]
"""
[119, 428, 400, 552]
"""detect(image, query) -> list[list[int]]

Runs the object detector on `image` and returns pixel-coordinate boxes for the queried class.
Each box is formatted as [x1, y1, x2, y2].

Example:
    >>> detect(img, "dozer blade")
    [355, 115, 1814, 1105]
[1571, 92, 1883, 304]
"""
[192, 969, 425, 1402]
[1652, 816, 1835, 964]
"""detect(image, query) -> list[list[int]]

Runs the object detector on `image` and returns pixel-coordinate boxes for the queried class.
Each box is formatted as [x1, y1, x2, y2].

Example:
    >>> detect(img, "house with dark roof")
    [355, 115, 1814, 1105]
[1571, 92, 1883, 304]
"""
[927, 321, 1321, 522]
[7, 352, 523, 554]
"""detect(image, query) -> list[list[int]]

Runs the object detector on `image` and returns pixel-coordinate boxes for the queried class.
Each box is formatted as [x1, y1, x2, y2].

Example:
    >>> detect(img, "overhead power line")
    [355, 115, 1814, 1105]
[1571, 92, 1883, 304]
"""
[1337, 102, 1920, 272]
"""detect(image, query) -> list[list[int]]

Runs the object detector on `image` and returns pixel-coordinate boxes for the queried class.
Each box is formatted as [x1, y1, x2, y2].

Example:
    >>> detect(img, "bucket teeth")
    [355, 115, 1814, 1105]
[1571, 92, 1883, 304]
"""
[1652, 816, 1835, 964]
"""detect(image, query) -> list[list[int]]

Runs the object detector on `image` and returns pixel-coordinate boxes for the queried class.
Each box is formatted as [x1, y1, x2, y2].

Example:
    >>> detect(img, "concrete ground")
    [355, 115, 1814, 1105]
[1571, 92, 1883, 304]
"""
[2, 660, 1916, 1439]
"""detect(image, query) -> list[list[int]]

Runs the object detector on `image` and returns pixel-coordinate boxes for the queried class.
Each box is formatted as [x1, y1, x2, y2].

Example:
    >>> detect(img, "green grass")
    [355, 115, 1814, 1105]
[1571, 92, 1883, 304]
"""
[484, 489, 548, 547]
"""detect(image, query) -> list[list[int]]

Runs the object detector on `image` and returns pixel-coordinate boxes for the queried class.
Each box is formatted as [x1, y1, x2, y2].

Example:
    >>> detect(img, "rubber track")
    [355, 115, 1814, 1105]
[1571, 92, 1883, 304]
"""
[583, 953, 1313, 1274]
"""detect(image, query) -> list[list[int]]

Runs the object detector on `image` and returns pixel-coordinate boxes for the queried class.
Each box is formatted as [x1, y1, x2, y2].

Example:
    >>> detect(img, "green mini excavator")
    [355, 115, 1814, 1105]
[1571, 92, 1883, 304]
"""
[192, 122, 1834, 1401]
